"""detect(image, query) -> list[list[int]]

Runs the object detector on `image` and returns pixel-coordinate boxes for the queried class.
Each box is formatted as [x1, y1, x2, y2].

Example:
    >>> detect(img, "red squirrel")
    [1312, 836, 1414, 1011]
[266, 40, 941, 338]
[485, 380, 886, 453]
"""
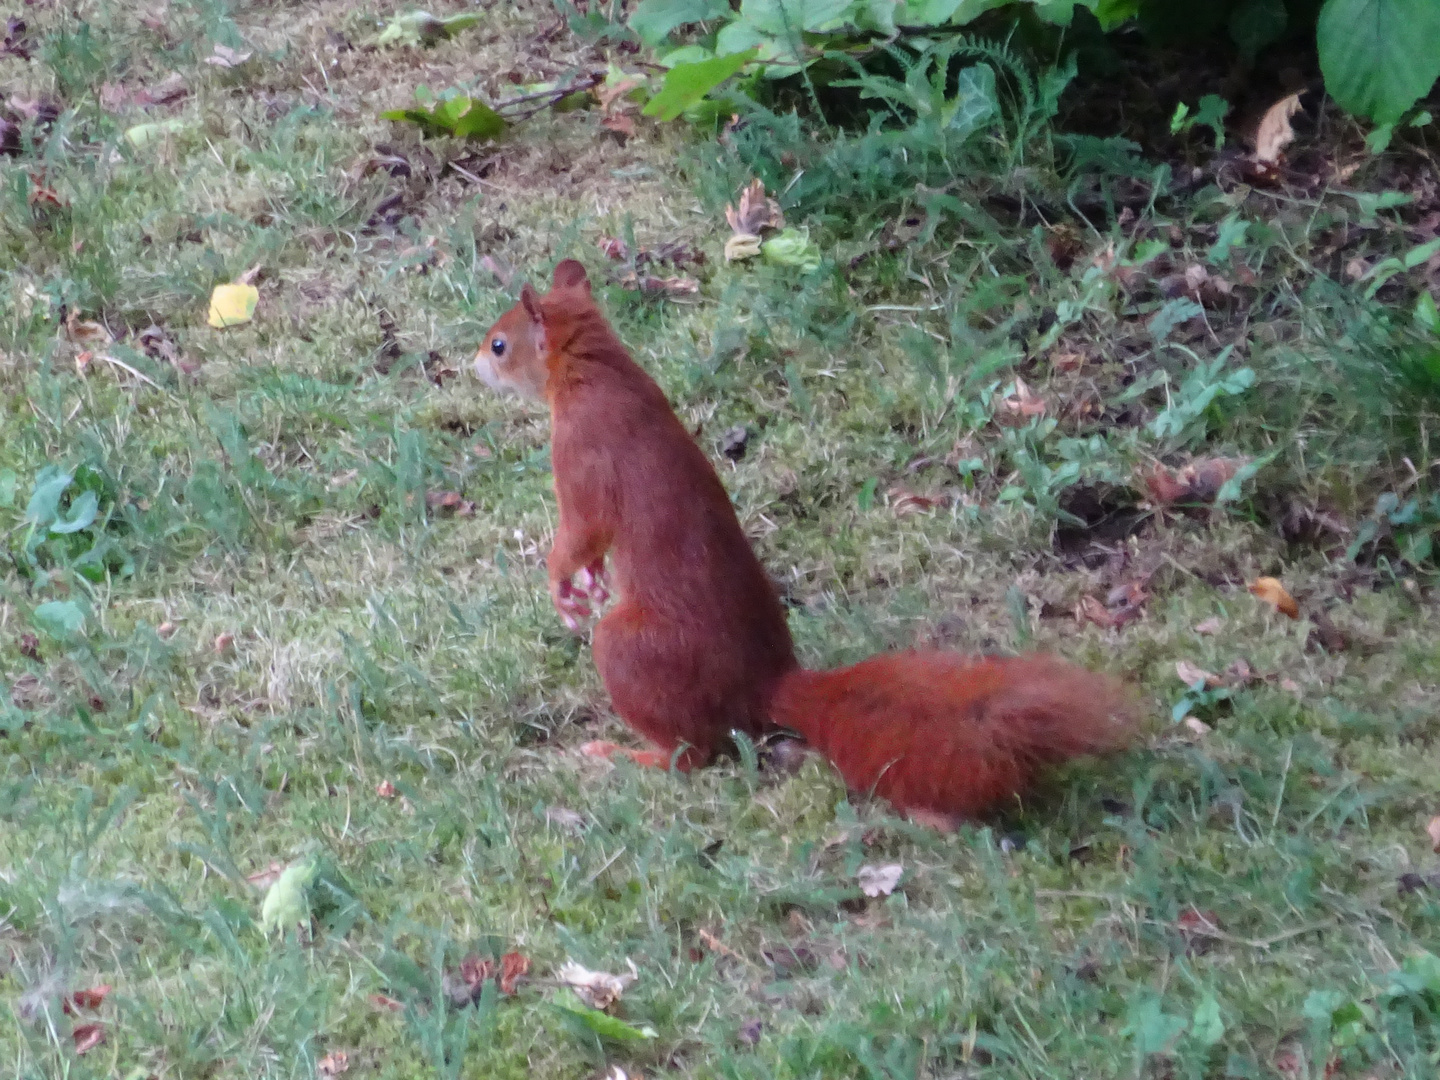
[475, 260, 1137, 828]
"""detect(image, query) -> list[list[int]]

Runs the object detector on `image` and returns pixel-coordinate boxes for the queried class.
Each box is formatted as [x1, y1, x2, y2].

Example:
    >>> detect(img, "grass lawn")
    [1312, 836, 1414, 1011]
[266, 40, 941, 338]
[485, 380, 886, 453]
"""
[2, 2, 1439, 1078]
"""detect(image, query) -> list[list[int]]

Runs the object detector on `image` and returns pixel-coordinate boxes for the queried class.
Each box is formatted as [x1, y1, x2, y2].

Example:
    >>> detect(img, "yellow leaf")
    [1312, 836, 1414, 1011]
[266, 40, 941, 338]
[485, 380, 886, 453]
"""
[1247, 576, 1299, 619]
[1252, 93, 1301, 165]
[208, 283, 258, 328]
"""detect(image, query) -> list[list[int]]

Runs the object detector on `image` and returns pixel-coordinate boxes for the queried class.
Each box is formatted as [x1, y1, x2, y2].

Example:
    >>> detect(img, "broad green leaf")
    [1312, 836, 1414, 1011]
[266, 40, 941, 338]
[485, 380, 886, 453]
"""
[33, 600, 86, 642]
[260, 860, 318, 934]
[853, 0, 899, 34]
[1191, 994, 1226, 1047]
[629, 0, 732, 46]
[761, 227, 822, 272]
[1318, 0, 1440, 123]
[643, 48, 758, 121]
[24, 466, 73, 528]
[1228, 0, 1287, 62]
[945, 62, 996, 136]
[550, 988, 657, 1043]
[738, 0, 855, 34]
[50, 490, 98, 534]
[1122, 995, 1188, 1057]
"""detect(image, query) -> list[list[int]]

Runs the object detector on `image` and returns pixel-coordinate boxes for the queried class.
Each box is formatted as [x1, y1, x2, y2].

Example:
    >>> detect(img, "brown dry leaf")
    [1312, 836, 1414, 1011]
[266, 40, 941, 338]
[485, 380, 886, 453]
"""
[75, 350, 93, 377]
[72, 1023, 105, 1055]
[1076, 594, 1117, 629]
[886, 485, 944, 517]
[1427, 815, 1440, 854]
[64, 985, 111, 1014]
[138, 72, 188, 107]
[375, 779, 397, 799]
[66, 312, 113, 346]
[1249, 576, 1299, 619]
[1252, 92, 1302, 165]
[368, 993, 404, 1012]
[597, 235, 628, 261]
[1194, 616, 1224, 635]
[999, 376, 1047, 419]
[600, 112, 636, 139]
[157, 621, 177, 639]
[1051, 350, 1087, 373]
[555, 960, 637, 1009]
[317, 1051, 350, 1077]
[1176, 660, 1221, 689]
[1142, 458, 1243, 507]
[857, 863, 903, 898]
[596, 75, 646, 113]
[725, 178, 783, 237]
[498, 951, 530, 995]
[213, 632, 235, 653]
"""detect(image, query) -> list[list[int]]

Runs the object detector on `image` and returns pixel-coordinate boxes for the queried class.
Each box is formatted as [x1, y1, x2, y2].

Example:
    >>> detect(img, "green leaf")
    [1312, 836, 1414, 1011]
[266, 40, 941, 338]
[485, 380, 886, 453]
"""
[1228, 0, 1287, 62]
[1414, 290, 1440, 333]
[629, 0, 732, 46]
[643, 48, 758, 121]
[1147, 298, 1204, 342]
[945, 62, 996, 136]
[739, 0, 856, 34]
[260, 860, 318, 934]
[1122, 995, 1188, 1057]
[24, 466, 73, 528]
[1093, 0, 1139, 28]
[853, 0, 900, 34]
[33, 600, 86, 642]
[1318, 0, 1440, 123]
[1207, 214, 1249, 263]
[550, 988, 657, 1043]
[377, 10, 480, 47]
[1190, 994, 1226, 1047]
[50, 490, 98, 534]
[381, 93, 506, 141]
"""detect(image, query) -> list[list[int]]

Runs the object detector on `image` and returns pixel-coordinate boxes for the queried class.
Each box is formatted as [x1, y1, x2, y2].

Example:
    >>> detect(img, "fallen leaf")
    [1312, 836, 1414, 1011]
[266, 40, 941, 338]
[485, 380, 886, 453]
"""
[1194, 616, 1224, 635]
[857, 863, 903, 898]
[998, 376, 1047, 419]
[259, 859, 317, 934]
[375, 779, 397, 799]
[597, 235, 628, 261]
[1176, 660, 1222, 689]
[1142, 458, 1244, 507]
[124, 118, 193, 149]
[157, 621, 177, 639]
[620, 272, 699, 298]
[886, 485, 945, 516]
[555, 959, 637, 1009]
[64, 985, 111, 1013]
[498, 951, 529, 995]
[317, 1051, 350, 1076]
[1252, 92, 1302, 165]
[208, 282, 259, 328]
[724, 232, 763, 262]
[545, 806, 586, 830]
[1182, 716, 1212, 736]
[213, 632, 235, 653]
[725, 179, 784, 238]
[1427, 816, 1440, 854]
[1248, 577, 1299, 619]
[66, 312, 113, 346]
[204, 43, 253, 69]
[368, 993, 404, 1012]
[600, 112, 636, 139]
[72, 1022, 105, 1055]
[138, 72, 188, 107]
[1076, 594, 1118, 629]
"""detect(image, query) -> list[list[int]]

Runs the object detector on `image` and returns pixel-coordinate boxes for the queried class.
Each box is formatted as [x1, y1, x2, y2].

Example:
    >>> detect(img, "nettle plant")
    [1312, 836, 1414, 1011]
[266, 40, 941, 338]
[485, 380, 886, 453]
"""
[627, 0, 1439, 133]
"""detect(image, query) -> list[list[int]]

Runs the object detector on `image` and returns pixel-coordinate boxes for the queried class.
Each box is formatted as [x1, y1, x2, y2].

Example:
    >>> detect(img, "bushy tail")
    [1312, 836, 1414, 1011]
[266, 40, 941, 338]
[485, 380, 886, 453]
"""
[768, 651, 1137, 822]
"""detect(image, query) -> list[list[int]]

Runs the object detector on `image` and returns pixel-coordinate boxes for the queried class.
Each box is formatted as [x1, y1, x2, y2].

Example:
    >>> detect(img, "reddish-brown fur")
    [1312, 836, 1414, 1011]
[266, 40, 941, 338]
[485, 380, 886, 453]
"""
[476, 261, 1137, 819]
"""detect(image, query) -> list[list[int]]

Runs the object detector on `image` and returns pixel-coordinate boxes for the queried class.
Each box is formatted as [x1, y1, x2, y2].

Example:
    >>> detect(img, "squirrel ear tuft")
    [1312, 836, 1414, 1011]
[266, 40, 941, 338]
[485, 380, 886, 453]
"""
[552, 259, 591, 294]
[520, 282, 542, 321]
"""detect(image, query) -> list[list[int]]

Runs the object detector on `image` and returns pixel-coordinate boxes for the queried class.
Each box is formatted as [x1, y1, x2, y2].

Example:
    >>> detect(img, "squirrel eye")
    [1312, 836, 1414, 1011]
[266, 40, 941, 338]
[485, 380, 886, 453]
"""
[491, 337, 506, 357]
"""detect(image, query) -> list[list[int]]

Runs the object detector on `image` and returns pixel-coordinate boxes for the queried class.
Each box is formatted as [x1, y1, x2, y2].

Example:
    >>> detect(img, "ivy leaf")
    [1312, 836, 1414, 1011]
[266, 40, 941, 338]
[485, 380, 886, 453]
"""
[1190, 994, 1226, 1047]
[738, 0, 855, 34]
[1317, 0, 1440, 123]
[643, 48, 758, 121]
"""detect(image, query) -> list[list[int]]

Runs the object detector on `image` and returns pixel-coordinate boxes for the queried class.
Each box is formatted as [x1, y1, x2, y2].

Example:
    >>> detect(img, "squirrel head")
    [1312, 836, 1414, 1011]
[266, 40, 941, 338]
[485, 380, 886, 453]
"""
[475, 260, 592, 400]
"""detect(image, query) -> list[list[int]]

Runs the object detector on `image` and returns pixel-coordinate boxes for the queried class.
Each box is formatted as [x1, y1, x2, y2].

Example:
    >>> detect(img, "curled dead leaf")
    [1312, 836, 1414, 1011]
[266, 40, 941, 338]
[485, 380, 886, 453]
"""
[555, 959, 637, 1009]
[597, 235, 628, 261]
[498, 950, 530, 995]
[317, 1051, 350, 1077]
[886, 485, 946, 517]
[72, 1022, 105, 1055]
[1248, 576, 1299, 619]
[1252, 92, 1302, 165]
[1141, 458, 1244, 507]
[1176, 660, 1222, 688]
[375, 779, 397, 799]
[64, 985, 111, 1014]
[725, 178, 783, 237]
[213, 632, 235, 653]
[1427, 816, 1440, 854]
[66, 312, 113, 346]
[997, 376, 1047, 420]
[724, 232, 763, 262]
[857, 863, 903, 898]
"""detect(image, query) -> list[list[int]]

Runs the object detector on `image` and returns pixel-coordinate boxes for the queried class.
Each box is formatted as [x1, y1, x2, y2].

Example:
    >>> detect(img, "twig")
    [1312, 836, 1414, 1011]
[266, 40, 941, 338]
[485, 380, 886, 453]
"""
[93, 352, 164, 390]
[493, 71, 605, 124]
